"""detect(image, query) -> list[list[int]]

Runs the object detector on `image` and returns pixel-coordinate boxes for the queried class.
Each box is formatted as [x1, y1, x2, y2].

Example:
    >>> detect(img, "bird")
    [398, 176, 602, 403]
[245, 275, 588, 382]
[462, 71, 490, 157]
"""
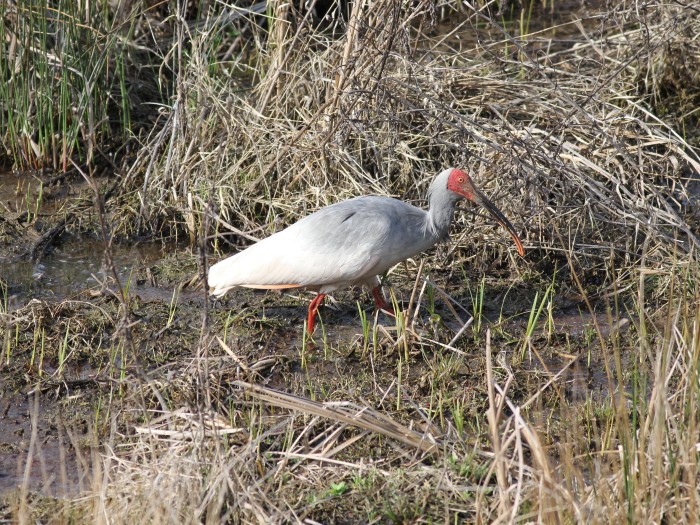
[208, 168, 525, 333]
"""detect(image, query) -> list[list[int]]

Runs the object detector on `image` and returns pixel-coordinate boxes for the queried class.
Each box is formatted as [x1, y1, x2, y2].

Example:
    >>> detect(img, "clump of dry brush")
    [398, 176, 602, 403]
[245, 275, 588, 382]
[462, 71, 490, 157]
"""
[121, 0, 699, 286]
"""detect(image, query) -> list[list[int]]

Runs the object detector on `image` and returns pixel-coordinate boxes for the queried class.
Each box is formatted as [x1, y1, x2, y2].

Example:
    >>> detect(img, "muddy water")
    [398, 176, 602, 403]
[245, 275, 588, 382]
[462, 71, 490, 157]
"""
[0, 169, 36, 213]
[524, 309, 633, 403]
[0, 394, 87, 498]
[1, 170, 181, 306]
[2, 236, 176, 305]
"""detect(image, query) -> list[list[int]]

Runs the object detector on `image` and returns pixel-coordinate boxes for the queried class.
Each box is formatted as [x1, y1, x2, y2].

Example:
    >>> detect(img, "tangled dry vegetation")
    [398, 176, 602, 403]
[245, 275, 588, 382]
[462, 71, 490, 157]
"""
[3, 0, 700, 523]
[124, 0, 700, 269]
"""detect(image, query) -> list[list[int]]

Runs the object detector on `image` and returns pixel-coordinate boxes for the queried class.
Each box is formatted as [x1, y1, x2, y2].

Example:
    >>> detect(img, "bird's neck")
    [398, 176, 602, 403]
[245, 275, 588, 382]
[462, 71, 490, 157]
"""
[425, 194, 459, 242]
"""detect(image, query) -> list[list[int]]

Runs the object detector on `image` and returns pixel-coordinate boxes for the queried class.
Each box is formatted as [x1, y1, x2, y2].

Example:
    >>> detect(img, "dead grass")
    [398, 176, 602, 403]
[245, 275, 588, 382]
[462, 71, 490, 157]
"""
[2, 0, 700, 524]
[7, 265, 698, 523]
[121, 1, 699, 272]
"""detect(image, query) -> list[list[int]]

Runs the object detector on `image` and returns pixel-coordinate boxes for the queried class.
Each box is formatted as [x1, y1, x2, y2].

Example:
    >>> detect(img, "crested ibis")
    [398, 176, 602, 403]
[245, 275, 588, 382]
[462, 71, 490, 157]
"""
[208, 168, 524, 333]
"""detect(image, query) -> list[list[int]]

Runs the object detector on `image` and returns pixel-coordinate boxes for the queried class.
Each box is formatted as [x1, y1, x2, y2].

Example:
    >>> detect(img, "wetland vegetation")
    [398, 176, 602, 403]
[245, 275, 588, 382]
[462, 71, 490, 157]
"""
[1, 0, 700, 523]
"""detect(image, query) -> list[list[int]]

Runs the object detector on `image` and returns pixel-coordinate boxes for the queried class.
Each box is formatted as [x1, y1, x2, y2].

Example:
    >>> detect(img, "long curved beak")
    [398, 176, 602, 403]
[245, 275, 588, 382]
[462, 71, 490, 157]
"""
[472, 189, 525, 257]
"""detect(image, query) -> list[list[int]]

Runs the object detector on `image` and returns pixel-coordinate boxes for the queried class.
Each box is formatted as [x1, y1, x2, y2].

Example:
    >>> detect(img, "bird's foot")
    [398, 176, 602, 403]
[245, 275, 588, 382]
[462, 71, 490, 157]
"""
[379, 306, 396, 318]
[371, 286, 396, 317]
[376, 301, 395, 317]
[305, 293, 326, 336]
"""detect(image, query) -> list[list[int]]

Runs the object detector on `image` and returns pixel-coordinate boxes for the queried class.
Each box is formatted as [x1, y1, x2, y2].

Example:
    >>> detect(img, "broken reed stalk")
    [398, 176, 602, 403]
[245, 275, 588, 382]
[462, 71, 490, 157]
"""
[232, 380, 440, 454]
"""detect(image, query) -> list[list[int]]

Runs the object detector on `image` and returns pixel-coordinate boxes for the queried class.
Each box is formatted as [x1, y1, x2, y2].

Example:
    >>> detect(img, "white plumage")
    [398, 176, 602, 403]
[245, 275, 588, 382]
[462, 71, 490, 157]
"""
[209, 168, 524, 332]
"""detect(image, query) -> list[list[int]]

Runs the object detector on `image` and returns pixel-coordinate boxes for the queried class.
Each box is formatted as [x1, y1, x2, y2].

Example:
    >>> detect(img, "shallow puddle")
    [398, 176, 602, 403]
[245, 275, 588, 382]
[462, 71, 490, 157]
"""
[0, 170, 37, 213]
[1, 168, 183, 306]
[2, 237, 178, 306]
[513, 307, 635, 404]
[0, 393, 87, 497]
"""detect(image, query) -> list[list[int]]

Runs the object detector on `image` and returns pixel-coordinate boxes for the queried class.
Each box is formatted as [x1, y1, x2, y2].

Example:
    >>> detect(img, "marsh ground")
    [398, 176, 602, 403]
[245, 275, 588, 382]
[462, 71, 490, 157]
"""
[2, 0, 700, 523]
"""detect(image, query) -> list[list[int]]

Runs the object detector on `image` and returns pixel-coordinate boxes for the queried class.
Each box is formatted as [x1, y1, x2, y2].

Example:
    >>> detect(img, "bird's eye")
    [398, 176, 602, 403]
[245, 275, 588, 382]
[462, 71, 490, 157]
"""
[458, 177, 464, 183]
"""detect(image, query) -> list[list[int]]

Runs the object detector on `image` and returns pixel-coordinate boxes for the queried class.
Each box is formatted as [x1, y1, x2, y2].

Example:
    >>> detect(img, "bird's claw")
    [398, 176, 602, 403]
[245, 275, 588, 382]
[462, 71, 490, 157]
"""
[378, 305, 396, 318]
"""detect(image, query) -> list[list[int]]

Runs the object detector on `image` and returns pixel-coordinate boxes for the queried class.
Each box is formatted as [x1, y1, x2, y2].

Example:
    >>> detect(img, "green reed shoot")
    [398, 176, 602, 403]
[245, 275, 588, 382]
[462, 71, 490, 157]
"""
[22, 181, 44, 225]
[223, 311, 233, 343]
[470, 277, 486, 336]
[451, 398, 465, 437]
[426, 281, 437, 319]
[301, 321, 310, 371]
[320, 316, 329, 359]
[396, 353, 402, 411]
[521, 279, 555, 358]
[358, 301, 370, 356]
[57, 320, 70, 377]
[38, 328, 45, 377]
[30, 323, 39, 370]
[167, 287, 180, 327]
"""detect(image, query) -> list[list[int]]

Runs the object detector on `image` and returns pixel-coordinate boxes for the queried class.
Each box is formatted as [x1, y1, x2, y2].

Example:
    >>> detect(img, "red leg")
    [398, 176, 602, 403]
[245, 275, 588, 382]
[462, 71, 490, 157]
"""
[307, 293, 326, 334]
[371, 286, 395, 317]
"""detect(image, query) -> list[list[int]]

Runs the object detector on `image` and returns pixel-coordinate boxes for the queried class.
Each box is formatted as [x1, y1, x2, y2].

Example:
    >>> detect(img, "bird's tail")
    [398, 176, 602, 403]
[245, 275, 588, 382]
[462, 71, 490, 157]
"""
[208, 257, 239, 297]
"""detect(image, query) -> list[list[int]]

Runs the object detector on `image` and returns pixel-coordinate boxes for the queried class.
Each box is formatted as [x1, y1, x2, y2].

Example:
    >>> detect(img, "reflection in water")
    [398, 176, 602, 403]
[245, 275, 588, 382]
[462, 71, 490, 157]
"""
[0, 169, 180, 305]
[1, 237, 175, 304]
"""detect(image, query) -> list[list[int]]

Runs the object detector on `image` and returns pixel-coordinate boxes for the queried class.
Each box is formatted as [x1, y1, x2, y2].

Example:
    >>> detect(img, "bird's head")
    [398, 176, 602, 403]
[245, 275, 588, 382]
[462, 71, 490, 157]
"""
[446, 169, 478, 200]
[447, 168, 525, 257]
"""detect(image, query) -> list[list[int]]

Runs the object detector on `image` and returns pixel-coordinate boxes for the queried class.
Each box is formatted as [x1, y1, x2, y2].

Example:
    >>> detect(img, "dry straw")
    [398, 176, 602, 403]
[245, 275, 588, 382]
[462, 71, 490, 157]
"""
[122, 0, 698, 274]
